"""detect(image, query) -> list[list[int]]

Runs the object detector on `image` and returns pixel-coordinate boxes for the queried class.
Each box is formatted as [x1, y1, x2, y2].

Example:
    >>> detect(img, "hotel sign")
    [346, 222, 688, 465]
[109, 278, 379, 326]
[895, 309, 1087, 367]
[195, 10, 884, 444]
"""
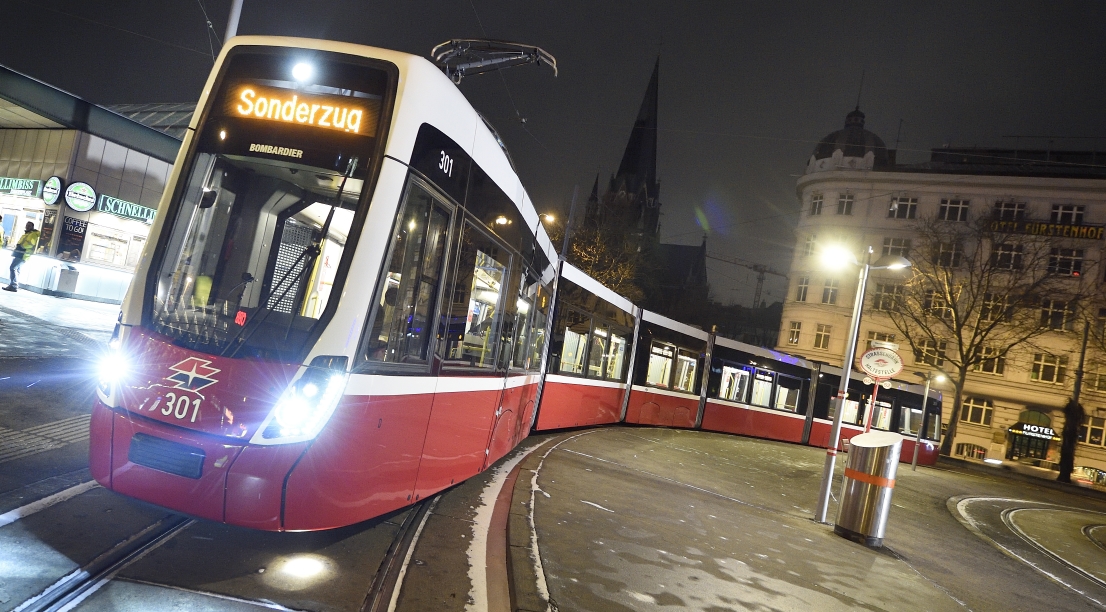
[0, 176, 41, 197]
[97, 194, 156, 224]
[990, 220, 1106, 241]
[1008, 422, 1061, 441]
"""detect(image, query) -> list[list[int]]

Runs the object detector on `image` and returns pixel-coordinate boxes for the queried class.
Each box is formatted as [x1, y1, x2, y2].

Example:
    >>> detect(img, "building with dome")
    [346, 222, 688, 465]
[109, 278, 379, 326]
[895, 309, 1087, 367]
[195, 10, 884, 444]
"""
[776, 107, 1106, 483]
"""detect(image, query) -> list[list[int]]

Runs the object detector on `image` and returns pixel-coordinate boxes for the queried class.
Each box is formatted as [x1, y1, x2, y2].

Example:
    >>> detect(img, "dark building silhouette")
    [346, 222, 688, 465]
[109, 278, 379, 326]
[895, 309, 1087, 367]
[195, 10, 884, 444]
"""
[583, 59, 709, 321]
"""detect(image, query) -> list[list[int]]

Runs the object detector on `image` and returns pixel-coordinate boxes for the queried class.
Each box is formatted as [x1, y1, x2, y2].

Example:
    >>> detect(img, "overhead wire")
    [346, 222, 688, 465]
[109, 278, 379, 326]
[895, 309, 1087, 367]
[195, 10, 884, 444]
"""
[12, 0, 212, 58]
[195, 0, 223, 62]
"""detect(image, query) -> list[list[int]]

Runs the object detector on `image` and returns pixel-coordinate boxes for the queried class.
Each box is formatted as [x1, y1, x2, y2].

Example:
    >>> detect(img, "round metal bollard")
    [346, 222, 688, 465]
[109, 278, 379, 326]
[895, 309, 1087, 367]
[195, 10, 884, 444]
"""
[833, 431, 903, 548]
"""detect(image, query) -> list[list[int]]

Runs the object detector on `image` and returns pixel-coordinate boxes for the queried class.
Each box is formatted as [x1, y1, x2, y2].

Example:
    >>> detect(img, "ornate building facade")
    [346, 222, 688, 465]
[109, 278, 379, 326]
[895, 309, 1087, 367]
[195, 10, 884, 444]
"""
[776, 108, 1106, 481]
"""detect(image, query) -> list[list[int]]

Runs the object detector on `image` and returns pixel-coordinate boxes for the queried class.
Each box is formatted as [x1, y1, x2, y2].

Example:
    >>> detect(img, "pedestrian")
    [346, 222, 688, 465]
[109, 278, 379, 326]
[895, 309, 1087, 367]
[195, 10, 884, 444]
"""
[4, 221, 40, 292]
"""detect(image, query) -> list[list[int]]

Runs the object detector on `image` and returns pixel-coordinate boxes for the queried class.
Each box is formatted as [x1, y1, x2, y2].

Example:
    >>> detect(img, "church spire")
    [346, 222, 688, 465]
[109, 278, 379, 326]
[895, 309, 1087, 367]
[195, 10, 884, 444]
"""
[614, 57, 659, 197]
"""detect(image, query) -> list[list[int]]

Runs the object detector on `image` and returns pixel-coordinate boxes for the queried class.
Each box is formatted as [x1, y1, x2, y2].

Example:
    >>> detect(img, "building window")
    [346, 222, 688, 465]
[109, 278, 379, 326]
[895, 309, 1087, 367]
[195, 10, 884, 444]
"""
[915, 339, 947, 366]
[882, 237, 911, 257]
[956, 443, 988, 459]
[795, 276, 809, 302]
[1051, 204, 1084, 225]
[923, 290, 953, 320]
[888, 197, 917, 219]
[1079, 416, 1105, 446]
[822, 278, 839, 304]
[865, 331, 896, 350]
[810, 193, 823, 216]
[939, 198, 970, 221]
[991, 243, 1024, 270]
[803, 234, 817, 256]
[960, 397, 993, 426]
[1040, 299, 1074, 331]
[788, 321, 801, 345]
[814, 324, 832, 349]
[1030, 353, 1068, 384]
[973, 347, 1006, 375]
[980, 293, 1007, 322]
[1048, 248, 1083, 276]
[937, 242, 963, 267]
[993, 200, 1026, 221]
[836, 194, 854, 215]
[1086, 367, 1106, 393]
[871, 283, 904, 312]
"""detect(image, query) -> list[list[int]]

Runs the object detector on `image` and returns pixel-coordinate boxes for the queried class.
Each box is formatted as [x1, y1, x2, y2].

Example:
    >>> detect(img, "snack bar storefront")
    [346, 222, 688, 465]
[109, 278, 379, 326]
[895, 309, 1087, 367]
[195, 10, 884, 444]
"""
[0, 63, 182, 302]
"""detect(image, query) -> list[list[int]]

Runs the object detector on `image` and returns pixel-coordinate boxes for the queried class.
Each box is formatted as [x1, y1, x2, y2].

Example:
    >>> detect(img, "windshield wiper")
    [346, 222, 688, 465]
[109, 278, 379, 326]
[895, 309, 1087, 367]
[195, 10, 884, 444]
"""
[221, 156, 359, 359]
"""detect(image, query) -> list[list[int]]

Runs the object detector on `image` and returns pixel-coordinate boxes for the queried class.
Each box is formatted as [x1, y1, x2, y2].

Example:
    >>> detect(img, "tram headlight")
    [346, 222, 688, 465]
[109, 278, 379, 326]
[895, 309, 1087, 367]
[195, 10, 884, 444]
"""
[95, 347, 129, 407]
[252, 364, 348, 445]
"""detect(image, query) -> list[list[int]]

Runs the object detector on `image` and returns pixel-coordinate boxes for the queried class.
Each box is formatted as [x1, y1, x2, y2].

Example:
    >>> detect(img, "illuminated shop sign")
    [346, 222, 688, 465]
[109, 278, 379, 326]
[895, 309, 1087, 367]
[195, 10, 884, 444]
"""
[65, 182, 97, 212]
[226, 84, 377, 134]
[1008, 422, 1060, 441]
[97, 194, 156, 224]
[0, 176, 41, 197]
[990, 220, 1106, 241]
[42, 177, 62, 205]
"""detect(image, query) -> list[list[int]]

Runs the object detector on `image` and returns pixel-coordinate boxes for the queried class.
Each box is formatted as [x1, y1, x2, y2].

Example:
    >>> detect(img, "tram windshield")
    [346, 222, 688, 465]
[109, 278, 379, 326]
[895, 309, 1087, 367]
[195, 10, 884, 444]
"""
[148, 50, 392, 360]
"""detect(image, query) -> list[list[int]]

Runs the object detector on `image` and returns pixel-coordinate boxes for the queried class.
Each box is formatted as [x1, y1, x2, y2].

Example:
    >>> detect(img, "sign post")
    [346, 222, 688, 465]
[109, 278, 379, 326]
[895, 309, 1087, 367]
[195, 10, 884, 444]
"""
[859, 348, 904, 433]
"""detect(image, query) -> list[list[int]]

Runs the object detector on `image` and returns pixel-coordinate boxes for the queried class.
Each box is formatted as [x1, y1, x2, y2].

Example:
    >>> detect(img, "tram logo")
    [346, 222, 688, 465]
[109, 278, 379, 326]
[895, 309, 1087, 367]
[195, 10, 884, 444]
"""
[166, 358, 221, 392]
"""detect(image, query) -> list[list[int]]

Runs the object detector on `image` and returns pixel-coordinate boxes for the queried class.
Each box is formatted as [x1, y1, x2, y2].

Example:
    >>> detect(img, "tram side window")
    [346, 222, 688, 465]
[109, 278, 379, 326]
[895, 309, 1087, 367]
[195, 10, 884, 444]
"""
[363, 181, 451, 365]
[719, 365, 751, 402]
[605, 331, 628, 381]
[527, 284, 551, 370]
[673, 349, 698, 392]
[559, 309, 590, 374]
[774, 374, 802, 412]
[440, 222, 509, 369]
[646, 342, 675, 388]
[750, 370, 774, 406]
[900, 405, 923, 435]
[873, 400, 894, 430]
[587, 324, 610, 378]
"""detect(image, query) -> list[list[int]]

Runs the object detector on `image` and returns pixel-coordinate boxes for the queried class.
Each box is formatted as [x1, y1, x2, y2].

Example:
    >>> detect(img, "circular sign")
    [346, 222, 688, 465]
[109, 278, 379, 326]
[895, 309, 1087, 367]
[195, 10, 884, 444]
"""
[860, 348, 904, 379]
[41, 177, 63, 204]
[862, 376, 874, 385]
[42, 176, 63, 205]
[881, 381, 893, 389]
[64, 181, 96, 212]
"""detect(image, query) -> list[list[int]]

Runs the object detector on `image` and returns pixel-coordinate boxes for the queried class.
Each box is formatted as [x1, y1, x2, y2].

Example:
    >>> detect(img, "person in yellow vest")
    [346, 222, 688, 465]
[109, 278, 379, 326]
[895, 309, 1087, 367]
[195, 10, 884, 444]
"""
[4, 221, 40, 292]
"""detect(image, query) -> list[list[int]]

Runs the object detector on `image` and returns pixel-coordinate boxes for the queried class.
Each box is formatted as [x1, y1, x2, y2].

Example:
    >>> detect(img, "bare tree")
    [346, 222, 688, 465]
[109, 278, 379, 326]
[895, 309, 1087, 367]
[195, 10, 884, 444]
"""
[876, 216, 1096, 455]
[567, 219, 645, 302]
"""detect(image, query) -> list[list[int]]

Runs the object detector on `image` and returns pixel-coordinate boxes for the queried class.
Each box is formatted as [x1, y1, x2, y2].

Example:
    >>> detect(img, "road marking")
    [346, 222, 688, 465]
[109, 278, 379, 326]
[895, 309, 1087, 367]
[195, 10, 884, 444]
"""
[0, 414, 91, 464]
[465, 439, 565, 612]
[0, 480, 98, 528]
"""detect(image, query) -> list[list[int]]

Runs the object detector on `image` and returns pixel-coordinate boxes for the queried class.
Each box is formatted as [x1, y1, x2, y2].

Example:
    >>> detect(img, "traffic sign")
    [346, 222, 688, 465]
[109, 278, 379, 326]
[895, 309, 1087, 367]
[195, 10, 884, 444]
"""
[860, 348, 904, 379]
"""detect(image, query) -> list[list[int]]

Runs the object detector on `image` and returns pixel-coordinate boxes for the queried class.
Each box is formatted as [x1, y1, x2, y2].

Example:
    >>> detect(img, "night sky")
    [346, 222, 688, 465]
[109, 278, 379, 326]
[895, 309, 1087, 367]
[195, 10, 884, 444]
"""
[4, 1, 1106, 306]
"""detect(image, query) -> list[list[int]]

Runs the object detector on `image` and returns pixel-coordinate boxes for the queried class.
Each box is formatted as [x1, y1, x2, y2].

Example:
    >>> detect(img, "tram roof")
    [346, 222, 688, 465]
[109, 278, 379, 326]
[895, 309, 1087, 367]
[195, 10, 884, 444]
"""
[0, 63, 181, 162]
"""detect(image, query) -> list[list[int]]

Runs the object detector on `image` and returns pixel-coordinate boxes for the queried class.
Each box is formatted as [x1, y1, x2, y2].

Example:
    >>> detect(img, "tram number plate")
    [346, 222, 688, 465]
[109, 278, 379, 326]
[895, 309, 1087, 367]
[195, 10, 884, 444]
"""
[152, 392, 202, 423]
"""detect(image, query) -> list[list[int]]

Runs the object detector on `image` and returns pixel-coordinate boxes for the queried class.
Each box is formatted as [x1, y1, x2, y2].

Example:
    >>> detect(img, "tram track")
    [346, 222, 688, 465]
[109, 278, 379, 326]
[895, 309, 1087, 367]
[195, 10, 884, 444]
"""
[13, 515, 193, 612]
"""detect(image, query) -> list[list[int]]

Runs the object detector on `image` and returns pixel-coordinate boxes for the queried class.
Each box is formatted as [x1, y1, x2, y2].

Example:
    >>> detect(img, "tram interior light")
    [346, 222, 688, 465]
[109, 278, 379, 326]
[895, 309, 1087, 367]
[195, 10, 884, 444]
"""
[292, 62, 314, 82]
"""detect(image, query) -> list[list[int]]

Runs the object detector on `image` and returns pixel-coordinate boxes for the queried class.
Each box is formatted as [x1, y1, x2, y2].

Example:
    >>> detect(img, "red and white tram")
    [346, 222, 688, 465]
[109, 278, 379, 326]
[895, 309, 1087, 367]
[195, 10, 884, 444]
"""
[91, 36, 940, 532]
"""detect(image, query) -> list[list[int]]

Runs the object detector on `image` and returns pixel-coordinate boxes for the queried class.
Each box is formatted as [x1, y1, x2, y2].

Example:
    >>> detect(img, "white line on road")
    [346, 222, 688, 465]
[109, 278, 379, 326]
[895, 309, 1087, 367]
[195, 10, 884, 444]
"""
[0, 480, 98, 528]
[581, 500, 615, 512]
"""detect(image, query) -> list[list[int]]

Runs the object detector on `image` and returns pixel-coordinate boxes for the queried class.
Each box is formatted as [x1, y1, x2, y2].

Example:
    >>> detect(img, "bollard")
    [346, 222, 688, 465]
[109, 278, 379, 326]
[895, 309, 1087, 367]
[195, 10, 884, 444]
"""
[833, 430, 903, 548]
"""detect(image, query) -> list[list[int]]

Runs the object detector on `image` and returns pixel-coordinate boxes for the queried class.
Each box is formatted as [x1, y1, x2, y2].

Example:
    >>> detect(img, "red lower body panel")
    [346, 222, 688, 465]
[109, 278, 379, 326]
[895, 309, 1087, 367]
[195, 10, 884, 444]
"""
[413, 386, 499, 503]
[89, 400, 114, 487]
[487, 381, 538, 466]
[807, 419, 864, 449]
[535, 379, 624, 430]
[901, 438, 939, 466]
[623, 389, 698, 428]
[700, 401, 805, 443]
[108, 411, 245, 523]
[283, 393, 433, 531]
[225, 443, 307, 530]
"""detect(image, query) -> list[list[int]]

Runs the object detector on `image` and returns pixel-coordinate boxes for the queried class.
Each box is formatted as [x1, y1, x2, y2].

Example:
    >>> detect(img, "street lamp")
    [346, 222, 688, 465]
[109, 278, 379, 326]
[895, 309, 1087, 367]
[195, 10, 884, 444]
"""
[911, 370, 946, 471]
[813, 246, 912, 524]
[542, 213, 555, 223]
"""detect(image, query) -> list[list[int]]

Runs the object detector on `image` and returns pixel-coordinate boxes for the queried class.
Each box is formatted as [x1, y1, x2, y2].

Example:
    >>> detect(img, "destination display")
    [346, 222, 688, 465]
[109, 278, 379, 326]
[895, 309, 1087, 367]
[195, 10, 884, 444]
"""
[990, 219, 1105, 241]
[225, 83, 380, 136]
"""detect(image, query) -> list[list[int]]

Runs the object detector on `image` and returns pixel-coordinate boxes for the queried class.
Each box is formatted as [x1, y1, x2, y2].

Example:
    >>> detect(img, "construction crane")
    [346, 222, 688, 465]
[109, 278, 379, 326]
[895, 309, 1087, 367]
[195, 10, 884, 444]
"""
[706, 254, 787, 308]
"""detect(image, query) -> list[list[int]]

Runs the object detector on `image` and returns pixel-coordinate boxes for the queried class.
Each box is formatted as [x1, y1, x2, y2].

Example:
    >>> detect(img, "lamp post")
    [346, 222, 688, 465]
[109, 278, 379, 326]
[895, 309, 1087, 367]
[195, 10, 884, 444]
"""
[813, 246, 911, 524]
[911, 370, 945, 471]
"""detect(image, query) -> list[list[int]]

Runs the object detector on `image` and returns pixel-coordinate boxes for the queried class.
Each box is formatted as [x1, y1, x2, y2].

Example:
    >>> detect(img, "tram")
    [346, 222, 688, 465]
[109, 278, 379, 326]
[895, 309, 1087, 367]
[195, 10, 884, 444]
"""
[90, 36, 941, 532]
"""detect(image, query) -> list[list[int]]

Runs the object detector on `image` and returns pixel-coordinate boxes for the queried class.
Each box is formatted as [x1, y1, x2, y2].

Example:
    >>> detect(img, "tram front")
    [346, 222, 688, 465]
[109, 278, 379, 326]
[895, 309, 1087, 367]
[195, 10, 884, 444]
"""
[90, 39, 397, 530]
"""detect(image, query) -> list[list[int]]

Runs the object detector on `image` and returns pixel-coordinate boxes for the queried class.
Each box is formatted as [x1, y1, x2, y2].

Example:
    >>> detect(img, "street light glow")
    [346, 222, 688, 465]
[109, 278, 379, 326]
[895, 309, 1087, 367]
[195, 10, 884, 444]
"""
[936, 374, 947, 383]
[543, 213, 555, 223]
[820, 244, 855, 270]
